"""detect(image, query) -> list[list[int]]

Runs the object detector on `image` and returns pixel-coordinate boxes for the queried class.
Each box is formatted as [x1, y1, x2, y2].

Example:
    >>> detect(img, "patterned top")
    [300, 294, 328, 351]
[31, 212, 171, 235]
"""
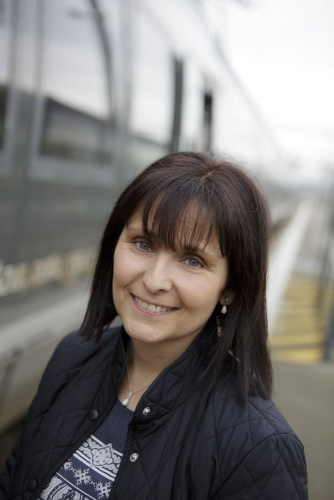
[38, 399, 133, 500]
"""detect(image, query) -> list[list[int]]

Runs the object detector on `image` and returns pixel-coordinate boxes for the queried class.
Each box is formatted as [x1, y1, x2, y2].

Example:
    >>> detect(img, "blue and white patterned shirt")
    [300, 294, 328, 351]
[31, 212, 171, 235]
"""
[38, 399, 133, 500]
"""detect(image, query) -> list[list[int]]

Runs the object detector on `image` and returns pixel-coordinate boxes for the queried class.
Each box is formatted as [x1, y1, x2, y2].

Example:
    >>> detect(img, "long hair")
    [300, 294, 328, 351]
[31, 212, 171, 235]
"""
[80, 152, 272, 404]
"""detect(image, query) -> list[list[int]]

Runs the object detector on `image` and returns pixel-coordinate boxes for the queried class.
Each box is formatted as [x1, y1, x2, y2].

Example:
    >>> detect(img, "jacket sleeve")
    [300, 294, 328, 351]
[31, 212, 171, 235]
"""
[211, 433, 308, 499]
[0, 331, 80, 497]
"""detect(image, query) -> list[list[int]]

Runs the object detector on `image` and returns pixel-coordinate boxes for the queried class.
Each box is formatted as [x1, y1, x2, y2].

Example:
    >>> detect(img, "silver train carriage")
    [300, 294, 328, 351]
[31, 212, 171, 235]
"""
[0, 0, 293, 431]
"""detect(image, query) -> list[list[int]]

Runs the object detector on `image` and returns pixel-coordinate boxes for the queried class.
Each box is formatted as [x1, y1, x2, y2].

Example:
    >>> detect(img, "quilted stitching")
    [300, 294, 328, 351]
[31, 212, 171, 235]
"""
[0, 326, 308, 500]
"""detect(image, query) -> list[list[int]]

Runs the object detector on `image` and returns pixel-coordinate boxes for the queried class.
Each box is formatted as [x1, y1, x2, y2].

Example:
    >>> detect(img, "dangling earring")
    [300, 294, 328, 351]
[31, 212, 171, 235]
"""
[221, 298, 228, 315]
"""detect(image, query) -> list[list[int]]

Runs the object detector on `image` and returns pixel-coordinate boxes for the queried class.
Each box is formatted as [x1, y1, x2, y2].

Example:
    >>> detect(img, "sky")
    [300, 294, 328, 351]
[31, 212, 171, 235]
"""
[202, 0, 334, 182]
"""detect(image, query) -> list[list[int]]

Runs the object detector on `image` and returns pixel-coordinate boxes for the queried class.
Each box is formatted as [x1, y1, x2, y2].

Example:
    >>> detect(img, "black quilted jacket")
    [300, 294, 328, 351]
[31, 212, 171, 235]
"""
[0, 324, 308, 499]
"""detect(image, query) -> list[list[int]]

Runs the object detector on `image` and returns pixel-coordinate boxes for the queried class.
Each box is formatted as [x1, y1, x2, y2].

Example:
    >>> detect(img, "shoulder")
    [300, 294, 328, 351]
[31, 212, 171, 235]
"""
[18, 326, 123, 440]
[45, 327, 121, 363]
[209, 374, 301, 443]
[36, 325, 122, 404]
[202, 380, 307, 498]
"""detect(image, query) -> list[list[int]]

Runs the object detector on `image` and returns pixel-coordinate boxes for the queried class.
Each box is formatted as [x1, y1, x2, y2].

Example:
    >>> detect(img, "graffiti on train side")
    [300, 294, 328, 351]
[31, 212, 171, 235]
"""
[0, 247, 96, 296]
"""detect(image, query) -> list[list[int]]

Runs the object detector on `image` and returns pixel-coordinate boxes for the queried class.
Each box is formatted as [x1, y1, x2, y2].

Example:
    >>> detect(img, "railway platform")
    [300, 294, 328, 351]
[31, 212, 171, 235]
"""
[270, 200, 334, 500]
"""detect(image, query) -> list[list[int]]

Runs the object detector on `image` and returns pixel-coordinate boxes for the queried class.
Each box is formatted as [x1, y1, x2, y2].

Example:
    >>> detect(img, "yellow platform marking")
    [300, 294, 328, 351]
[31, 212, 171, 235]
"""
[271, 348, 324, 364]
[270, 274, 332, 364]
[271, 332, 323, 347]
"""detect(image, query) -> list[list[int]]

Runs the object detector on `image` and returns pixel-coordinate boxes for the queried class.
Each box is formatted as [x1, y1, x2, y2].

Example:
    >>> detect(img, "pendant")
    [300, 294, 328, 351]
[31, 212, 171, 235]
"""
[122, 392, 132, 407]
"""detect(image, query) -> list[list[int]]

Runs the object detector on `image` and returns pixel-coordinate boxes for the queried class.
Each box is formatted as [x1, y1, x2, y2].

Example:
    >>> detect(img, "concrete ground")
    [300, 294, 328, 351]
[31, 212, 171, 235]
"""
[273, 360, 334, 500]
[271, 199, 334, 500]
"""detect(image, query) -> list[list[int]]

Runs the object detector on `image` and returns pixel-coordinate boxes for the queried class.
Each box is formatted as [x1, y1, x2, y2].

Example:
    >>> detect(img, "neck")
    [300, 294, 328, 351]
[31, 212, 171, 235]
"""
[127, 336, 195, 381]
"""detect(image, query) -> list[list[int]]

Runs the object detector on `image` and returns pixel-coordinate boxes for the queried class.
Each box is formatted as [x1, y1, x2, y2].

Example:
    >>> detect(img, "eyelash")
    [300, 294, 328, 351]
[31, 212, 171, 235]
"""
[183, 257, 203, 269]
[135, 240, 151, 252]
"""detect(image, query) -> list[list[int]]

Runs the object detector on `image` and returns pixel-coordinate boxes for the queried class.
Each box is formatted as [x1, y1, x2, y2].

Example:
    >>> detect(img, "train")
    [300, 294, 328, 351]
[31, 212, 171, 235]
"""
[0, 0, 293, 432]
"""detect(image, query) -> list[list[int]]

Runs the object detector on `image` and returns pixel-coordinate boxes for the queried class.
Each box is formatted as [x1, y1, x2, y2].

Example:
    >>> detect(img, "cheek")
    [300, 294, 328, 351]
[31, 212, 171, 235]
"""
[113, 263, 127, 286]
[113, 247, 141, 288]
[180, 277, 221, 311]
[112, 246, 127, 290]
[113, 258, 130, 290]
[196, 273, 228, 310]
[112, 248, 131, 313]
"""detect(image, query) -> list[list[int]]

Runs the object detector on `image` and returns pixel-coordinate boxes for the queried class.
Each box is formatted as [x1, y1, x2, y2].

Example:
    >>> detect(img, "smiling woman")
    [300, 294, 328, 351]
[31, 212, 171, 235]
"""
[0, 152, 308, 499]
[112, 212, 229, 353]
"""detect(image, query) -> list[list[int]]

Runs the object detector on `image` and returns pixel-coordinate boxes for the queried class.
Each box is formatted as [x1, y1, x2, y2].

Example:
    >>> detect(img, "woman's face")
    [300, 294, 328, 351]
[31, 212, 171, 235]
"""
[112, 212, 229, 349]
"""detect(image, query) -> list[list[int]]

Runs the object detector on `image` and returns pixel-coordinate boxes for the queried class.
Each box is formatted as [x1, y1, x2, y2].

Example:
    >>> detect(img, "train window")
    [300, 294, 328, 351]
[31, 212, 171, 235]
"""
[179, 63, 203, 151]
[39, 0, 113, 164]
[0, 0, 10, 152]
[203, 91, 213, 151]
[170, 58, 183, 153]
[0, 86, 5, 151]
[40, 98, 111, 163]
[130, 10, 173, 146]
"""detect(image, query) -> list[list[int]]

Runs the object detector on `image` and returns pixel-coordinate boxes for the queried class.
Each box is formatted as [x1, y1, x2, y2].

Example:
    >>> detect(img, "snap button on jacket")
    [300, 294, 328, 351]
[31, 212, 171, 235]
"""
[0, 325, 308, 499]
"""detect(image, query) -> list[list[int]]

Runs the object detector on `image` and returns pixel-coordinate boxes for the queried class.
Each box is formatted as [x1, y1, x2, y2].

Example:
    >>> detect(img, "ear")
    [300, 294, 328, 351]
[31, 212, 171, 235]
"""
[219, 290, 235, 306]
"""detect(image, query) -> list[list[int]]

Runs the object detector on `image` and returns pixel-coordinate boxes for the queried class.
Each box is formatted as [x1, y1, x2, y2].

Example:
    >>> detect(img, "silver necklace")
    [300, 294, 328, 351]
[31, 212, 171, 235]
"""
[121, 368, 151, 407]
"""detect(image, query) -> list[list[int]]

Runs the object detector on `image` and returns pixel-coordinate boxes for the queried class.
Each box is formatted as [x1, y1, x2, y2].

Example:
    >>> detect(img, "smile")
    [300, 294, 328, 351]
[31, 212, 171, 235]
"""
[134, 296, 175, 313]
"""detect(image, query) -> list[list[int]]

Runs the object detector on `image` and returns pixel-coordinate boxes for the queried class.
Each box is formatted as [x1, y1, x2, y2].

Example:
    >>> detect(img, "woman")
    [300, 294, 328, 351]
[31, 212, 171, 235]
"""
[1, 152, 308, 499]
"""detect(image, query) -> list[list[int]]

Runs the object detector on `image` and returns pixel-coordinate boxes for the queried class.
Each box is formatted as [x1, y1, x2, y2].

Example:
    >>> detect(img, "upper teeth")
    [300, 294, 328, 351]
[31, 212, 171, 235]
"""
[135, 297, 172, 313]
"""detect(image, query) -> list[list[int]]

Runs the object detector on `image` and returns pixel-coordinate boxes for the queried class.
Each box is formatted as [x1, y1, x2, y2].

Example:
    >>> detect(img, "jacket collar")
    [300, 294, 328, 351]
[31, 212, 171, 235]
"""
[109, 317, 217, 422]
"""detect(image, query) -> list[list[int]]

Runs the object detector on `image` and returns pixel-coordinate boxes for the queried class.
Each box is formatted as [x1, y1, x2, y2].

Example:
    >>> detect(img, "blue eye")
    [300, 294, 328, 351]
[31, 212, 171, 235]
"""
[136, 241, 151, 251]
[185, 257, 201, 268]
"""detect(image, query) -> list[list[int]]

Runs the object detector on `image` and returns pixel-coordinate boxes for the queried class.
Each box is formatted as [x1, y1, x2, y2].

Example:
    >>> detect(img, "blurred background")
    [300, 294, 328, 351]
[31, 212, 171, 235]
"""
[0, 0, 333, 497]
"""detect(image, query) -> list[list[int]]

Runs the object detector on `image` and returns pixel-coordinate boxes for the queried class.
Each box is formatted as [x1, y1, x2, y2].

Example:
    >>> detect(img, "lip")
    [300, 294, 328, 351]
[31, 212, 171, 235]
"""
[131, 294, 177, 316]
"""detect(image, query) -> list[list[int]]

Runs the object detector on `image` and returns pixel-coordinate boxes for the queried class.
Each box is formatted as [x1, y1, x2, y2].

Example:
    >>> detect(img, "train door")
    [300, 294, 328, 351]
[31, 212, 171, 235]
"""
[0, 0, 10, 176]
[203, 90, 213, 151]
[0, 0, 38, 268]
[1, 0, 124, 285]
[0, 0, 43, 431]
[0, 0, 124, 432]
[127, 2, 174, 172]
[170, 58, 184, 153]
[179, 61, 214, 153]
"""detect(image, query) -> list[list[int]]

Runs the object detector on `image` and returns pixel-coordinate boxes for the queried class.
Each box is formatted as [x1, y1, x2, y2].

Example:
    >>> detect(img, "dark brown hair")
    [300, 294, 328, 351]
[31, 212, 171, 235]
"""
[80, 152, 273, 404]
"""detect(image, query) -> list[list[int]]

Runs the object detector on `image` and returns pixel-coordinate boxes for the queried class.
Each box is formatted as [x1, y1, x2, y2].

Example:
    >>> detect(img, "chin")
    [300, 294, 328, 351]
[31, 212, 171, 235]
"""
[122, 321, 162, 343]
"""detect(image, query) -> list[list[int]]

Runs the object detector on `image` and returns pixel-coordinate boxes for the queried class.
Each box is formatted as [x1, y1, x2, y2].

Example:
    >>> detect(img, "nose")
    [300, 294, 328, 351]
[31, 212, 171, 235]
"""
[142, 252, 173, 293]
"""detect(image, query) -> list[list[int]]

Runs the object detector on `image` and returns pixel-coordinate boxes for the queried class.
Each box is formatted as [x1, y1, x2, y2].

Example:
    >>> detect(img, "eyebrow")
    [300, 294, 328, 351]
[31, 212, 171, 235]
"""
[183, 243, 210, 254]
[126, 224, 157, 242]
[126, 225, 145, 233]
[126, 224, 153, 238]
